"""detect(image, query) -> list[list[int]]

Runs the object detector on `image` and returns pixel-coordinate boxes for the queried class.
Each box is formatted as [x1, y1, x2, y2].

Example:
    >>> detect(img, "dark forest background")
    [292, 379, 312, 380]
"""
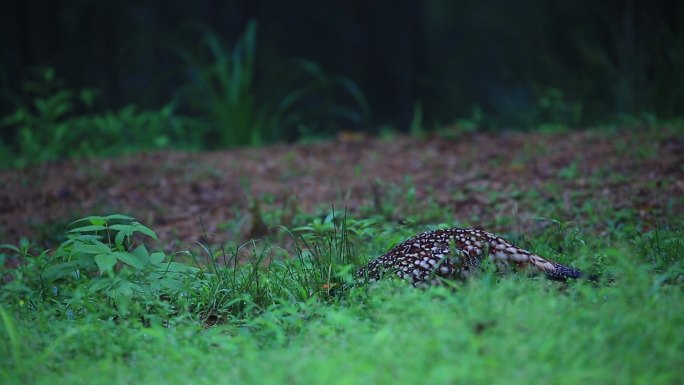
[1, 0, 683, 166]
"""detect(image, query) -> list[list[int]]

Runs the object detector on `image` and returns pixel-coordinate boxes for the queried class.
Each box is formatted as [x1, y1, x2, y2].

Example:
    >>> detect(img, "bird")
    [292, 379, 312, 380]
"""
[357, 228, 587, 286]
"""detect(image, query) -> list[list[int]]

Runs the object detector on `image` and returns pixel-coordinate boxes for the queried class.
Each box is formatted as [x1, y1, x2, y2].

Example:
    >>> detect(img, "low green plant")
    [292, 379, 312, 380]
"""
[0, 68, 90, 166]
[536, 86, 583, 131]
[0, 211, 378, 324]
[1, 214, 202, 322]
[409, 103, 425, 138]
[0, 68, 199, 169]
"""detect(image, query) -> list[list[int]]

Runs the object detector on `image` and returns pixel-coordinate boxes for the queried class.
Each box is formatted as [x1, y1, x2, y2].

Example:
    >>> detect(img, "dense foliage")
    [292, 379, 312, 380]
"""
[0, 24, 368, 168]
[2, 1, 683, 149]
[1, 207, 682, 384]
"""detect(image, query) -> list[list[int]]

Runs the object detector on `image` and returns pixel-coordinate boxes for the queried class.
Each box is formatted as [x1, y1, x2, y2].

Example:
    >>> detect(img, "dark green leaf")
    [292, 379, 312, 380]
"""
[133, 223, 158, 241]
[94, 253, 117, 273]
[89, 277, 114, 293]
[160, 278, 186, 292]
[68, 225, 107, 233]
[149, 251, 165, 266]
[42, 261, 79, 281]
[114, 230, 127, 249]
[72, 241, 111, 255]
[103, 214, 135, 221]
[71, 216, 106, 226]
[133, 245, 150, 260]
[114, 251, 145, 269]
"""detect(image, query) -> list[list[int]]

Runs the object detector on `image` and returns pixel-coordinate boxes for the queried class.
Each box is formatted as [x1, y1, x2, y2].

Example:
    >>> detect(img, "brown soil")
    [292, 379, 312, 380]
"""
[1, 128, 683, 249]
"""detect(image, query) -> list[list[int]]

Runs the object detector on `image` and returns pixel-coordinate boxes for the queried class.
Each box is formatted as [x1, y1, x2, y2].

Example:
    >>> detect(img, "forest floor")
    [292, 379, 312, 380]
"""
[2, 126, 683, 249]
[2, 126, 683, 385]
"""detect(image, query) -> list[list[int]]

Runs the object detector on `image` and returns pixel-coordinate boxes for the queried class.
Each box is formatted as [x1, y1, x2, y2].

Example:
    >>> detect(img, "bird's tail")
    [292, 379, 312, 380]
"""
[527, 255, 598, 282]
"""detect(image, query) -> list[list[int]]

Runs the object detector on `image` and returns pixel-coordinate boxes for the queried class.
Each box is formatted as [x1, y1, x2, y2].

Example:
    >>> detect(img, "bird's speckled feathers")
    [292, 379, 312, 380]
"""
[357, 228, 583, 286]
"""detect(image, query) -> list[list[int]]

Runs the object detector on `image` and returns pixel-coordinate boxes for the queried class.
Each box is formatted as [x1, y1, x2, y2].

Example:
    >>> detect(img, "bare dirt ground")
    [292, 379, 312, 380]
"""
[1, 128, 683, 249]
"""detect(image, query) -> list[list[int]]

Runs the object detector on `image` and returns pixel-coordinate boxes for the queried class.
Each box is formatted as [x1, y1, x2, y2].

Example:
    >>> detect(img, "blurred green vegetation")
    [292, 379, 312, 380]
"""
[0, 22, 368, 168]
[174, 21, 368, 147]
[2, 2, 681, 380]
[1, 1, 683, 166]
[0, 68, 200, 168]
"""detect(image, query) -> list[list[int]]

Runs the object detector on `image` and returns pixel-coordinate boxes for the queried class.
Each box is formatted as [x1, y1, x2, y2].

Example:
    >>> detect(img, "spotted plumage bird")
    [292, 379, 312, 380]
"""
[357, 228, 586, 286]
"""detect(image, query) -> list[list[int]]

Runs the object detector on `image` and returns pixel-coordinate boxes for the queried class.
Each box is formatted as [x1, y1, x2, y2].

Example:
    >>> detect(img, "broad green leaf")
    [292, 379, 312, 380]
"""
[114, 251, 145, 269]
[71, 216, 106, 226]
[56, 238, 77, 251]
[109, 224, 132, 232]
[94, 253, 117, 273]
[110, 280, 143, 298]
[114, 230, 127, 249]
[72, 241, 111, 255]
[108, 282, 132, 298]
[149, 252, 165, 266]
[63, 234, 101, 243]
[89, 277, 114, 293]
[72, 254, 96, 269]
[103, 214, 135, 221]
[109, 224, 130, 231]
[68, 225, 107, 233]
[42, 261, 79, 281]
[133, 245, 150, 260]
[160, 278, 186, 292]
[133, 223, 158, 241]
[110, 223, 158, 241]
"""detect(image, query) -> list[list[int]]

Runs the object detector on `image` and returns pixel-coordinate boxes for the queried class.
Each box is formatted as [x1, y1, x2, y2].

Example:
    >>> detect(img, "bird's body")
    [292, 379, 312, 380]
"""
[357, 228, 584, 286]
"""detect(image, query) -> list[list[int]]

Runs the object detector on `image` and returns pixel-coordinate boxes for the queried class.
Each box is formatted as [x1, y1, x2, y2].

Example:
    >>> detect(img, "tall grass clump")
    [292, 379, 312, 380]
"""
[174, 20, 369, 147]
[0, 211, 374, 325]
[185, 209, 375, 324]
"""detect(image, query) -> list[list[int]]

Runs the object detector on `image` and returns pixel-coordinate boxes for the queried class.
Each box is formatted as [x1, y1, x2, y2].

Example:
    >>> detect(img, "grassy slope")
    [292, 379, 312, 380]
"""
[2, 230, 683, 385]
[3, 282, 682, 385]
[1, 127, 683, 385]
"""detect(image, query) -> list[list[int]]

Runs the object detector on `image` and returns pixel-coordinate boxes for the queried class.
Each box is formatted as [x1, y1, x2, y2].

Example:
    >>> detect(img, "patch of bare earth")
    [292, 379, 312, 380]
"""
[1, 128, 682, 249]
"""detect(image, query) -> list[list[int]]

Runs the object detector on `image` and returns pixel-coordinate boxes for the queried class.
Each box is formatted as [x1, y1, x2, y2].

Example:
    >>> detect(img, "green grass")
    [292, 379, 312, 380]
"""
[1, 204, 683, 384]
[1, 264, 681, 385]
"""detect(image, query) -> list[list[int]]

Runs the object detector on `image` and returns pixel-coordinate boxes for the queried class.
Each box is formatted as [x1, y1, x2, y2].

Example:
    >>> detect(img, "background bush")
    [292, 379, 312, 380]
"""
[1, 0, 682, 143]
